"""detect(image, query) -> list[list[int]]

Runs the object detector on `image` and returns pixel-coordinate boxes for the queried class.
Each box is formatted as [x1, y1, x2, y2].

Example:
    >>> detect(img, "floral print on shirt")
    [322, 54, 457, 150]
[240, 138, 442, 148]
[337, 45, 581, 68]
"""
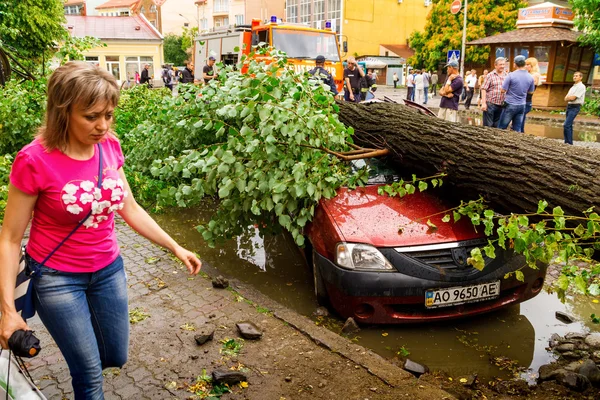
[60, 177, 128, 228]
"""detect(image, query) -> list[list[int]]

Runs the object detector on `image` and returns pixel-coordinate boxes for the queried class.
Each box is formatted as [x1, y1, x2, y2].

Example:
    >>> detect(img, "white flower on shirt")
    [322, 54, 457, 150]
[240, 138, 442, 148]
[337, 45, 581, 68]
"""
[117, 178, 124, 188]
[62, 193, 77, 204]
[80, 192, 94, 204]
[80, 181, 95, 192]
[67, 204, 83, 215]
[96, 215, 108, 223]
[93, 188, 102, 200]
[63, 183, 79, 195]
[118, 203, 124, 210]
[102, 178, 117, 191]
[83, 215, 94, 228]
[83, 215, 98, 229]
[92, 200, 111, 215]
[108, 204, 119, 213]
[111, 188, 123, 202]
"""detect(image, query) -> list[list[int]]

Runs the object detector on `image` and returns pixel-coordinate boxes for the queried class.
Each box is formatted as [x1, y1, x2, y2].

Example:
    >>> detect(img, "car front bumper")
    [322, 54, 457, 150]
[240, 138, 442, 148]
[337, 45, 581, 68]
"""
[314, 251, 548, 324]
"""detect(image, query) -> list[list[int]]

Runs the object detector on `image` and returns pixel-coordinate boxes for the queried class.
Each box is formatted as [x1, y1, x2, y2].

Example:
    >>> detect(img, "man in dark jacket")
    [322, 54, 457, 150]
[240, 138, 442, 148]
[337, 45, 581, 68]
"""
[140, 64, 151, 85]
[308, 55, 338, 95]
[181, 60, 196, 84]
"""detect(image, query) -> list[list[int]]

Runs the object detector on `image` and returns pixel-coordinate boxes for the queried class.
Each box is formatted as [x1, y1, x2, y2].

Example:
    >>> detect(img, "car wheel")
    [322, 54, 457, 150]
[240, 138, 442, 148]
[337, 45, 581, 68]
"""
[312, 250, 330, 307]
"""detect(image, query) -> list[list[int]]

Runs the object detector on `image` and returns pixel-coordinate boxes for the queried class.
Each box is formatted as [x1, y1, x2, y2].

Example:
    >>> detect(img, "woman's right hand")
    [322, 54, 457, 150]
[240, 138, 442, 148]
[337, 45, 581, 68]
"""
[0, 310, 29, 349]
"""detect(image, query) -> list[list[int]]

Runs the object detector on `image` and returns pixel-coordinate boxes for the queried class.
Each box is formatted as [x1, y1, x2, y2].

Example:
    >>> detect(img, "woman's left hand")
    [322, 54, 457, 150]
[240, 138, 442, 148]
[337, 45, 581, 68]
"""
[174, 246, 202, 275]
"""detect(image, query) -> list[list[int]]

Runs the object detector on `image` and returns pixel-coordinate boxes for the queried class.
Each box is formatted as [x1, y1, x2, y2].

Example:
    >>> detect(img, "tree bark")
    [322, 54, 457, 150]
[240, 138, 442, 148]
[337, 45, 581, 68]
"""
[337, 101, 600, 216]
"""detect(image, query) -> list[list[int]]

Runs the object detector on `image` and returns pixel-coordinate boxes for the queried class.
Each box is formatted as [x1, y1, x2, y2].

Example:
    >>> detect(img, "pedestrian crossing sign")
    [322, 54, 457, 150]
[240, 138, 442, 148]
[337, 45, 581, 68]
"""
[447, 50, 460, 64]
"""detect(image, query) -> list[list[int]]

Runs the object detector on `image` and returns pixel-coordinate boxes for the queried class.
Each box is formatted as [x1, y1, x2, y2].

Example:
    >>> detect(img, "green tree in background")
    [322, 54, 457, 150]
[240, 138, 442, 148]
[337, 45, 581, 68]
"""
[0, 0, 67, 69]
[570, 0, 600, 53]
[181, 26, 198, 58]
[408, 0, 527, 70]
[164, 34, 188, 66]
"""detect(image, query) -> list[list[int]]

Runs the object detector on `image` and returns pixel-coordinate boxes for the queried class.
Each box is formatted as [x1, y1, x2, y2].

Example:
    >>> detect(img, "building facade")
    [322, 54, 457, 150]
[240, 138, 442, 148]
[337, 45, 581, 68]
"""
[284, 0, 431, 59]
[193, 0, 284, 33]
[65, 15, 164, 86]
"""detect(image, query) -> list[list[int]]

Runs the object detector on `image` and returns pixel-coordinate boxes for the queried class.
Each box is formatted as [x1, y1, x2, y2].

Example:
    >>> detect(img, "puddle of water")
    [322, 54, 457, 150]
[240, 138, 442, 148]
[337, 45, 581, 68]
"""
[460, 116, 600, 142]
[153, 205, 600, 381]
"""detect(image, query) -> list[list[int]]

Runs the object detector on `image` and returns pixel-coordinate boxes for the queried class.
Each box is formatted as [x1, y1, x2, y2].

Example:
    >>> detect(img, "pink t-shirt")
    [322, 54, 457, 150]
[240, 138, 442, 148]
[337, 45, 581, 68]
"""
[10, 137, 126, 272]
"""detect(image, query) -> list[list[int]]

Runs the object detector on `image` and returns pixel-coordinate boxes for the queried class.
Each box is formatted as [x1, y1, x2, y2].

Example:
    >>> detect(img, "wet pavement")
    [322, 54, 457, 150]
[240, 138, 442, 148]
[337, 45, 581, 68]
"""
[154, 206, 600, 383]
[24, 218, 456, 399]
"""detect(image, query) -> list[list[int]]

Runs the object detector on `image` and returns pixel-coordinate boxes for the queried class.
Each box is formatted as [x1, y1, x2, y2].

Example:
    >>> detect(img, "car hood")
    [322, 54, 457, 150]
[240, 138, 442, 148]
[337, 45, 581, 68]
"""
[321, 185, 482, 248]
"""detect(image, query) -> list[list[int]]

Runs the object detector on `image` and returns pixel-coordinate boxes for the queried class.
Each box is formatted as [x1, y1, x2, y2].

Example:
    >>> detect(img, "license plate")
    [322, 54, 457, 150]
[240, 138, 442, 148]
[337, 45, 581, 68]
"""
[425, 281, 500, 308]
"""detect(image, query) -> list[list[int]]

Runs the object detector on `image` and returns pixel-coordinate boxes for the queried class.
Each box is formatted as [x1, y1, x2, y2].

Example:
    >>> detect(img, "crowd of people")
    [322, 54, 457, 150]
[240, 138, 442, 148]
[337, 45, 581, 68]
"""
[430, 55, 585, 145]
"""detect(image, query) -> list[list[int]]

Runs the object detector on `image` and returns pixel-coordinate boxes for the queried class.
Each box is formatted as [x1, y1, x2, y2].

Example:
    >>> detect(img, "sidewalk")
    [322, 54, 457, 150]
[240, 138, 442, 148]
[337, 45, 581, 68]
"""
[24, 219, 454, 400]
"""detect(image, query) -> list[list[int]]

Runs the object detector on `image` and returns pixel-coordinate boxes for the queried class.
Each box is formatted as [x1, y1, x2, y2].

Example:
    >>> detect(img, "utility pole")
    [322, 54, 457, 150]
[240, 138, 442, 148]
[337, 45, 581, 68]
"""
[460, 0, 468, 77]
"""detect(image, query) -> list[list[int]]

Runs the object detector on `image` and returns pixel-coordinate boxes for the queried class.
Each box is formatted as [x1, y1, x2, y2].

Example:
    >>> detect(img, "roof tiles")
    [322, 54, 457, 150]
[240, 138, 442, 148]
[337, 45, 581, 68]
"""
[65, 15, 162, 41]
[467, 27, 582, 45]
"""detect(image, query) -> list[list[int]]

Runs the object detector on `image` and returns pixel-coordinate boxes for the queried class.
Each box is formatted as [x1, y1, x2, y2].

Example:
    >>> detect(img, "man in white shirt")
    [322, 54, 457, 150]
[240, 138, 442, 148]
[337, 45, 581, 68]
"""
[563, 71, 586, 145]
[464, 69, 477, 110]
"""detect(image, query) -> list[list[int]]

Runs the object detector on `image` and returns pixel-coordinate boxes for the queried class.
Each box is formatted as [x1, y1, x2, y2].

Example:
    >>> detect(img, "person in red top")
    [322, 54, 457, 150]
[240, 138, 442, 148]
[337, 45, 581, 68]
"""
[0, 62, 202, 399]
[480, 57, 507, 127]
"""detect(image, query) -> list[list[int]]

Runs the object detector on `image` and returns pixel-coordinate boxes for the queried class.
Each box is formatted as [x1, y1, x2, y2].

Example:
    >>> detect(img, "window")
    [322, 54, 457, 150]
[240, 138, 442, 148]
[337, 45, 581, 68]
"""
[84, 56, 99, 67]
[495, 47, 508, 61]
[150, 5, 156, 12]
[106, 56, 120, 80]
[125, 56, 153, 82]
[214, 16, 229, 28]
[200, 18, 208, 30]
[287, 0, 298, 23]
[272, 28, 340, 62]
[299, 0, 311, 24]
[514, 46, 529, 58]
[565, 46, 582, 82]
[313, 0, 325, 29]
[579, 49, 594, 82]
[235, 14, 244, 26]
[327, 0, 341, 34]
[64, 5, 81, 15]
[552, 45, 569, 82]
[534, 45, 550, 83]
[214, 0, 229, 13]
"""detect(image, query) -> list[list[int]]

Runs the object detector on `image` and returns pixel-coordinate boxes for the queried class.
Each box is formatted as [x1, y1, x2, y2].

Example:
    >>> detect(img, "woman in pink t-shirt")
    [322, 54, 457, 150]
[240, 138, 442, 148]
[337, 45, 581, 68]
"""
[0, 62, 202, 399]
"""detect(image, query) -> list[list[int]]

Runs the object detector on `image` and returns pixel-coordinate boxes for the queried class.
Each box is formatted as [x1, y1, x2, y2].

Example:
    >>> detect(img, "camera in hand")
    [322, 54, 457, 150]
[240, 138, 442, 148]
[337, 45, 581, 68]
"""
[8, 329, 41, 358]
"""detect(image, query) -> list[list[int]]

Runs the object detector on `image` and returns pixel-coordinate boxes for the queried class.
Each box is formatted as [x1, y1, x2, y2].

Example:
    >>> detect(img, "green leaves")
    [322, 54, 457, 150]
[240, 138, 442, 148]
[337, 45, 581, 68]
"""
[126, 49, 356, 247]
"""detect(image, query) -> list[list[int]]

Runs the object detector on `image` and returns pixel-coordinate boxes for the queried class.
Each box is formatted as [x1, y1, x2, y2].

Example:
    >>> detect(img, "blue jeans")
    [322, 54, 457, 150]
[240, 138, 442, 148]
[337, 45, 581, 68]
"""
[520, 102, 532, 133]
[423, 87, 429, 104]
[344, 89, 361, 103]
[483, 102, 503, 127]
[563, 104, 581, 145]
[32, 255, 129, 400]
[498, 103, 526, 132]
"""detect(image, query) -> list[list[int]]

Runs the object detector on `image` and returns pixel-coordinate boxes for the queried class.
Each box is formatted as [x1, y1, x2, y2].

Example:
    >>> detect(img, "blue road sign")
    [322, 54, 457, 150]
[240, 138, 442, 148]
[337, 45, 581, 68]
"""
[447, 50, 460, 63]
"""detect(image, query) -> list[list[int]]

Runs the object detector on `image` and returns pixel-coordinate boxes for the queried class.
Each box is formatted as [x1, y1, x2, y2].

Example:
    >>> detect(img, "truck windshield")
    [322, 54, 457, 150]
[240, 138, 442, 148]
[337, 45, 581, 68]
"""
[271, 28, 340, 62]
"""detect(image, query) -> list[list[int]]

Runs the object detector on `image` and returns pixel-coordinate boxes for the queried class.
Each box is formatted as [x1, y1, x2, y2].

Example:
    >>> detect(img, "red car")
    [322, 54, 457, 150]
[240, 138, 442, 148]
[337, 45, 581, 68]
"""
[305, 158, 547, 324]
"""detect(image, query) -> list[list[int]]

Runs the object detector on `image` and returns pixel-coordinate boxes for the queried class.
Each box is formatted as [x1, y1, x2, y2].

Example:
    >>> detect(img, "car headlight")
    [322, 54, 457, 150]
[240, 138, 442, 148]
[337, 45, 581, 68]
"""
[335, 243, 394, 271]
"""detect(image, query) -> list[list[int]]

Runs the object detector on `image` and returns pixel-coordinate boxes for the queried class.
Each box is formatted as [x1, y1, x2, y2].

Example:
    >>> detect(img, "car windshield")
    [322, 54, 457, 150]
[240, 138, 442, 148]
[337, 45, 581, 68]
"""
[271, 28, 340, 62]
[351, 157, 400, 185]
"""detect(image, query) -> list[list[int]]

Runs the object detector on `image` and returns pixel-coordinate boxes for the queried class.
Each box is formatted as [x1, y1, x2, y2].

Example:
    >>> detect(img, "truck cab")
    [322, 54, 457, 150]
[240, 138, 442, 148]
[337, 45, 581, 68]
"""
[195, 18, 344, 92]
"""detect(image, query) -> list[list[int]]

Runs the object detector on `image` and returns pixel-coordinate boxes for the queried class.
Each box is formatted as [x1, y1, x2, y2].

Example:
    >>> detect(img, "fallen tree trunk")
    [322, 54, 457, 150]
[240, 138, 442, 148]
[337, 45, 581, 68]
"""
[337, 101, 600, 216]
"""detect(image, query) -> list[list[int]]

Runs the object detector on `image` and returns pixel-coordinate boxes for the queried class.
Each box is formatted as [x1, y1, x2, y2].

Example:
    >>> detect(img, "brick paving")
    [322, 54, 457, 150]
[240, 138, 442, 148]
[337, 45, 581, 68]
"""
[23, 219, 453, 400]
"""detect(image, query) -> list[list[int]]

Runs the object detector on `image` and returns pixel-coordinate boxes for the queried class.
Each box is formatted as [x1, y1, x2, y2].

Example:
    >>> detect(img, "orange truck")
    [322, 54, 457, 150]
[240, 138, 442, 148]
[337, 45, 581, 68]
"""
[194, 18, 344, 92]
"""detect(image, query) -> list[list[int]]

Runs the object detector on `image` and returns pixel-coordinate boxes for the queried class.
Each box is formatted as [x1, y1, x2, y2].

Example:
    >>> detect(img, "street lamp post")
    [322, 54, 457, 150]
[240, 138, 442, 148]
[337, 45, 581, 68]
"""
[460, 0, 468, 77]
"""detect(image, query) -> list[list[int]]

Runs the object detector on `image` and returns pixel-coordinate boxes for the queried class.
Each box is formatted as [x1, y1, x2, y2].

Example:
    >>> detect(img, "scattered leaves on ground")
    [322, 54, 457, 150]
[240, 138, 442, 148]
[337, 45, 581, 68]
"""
[129, 307, 150, 324]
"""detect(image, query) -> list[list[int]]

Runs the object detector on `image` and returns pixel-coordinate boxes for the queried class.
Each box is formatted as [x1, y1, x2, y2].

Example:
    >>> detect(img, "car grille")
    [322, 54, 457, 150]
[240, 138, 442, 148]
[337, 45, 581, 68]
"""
[395, 239, 490, 273]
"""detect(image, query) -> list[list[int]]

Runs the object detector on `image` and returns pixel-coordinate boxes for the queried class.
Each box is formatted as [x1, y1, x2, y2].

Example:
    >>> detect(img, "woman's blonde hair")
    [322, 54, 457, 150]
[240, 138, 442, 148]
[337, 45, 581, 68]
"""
[38, 61, 120, 151]
[525, 57, 539, 73]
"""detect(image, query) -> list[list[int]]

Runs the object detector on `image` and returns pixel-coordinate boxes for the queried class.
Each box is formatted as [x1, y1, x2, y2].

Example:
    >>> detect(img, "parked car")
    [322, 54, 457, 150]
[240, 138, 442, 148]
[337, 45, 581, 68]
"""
[305, 157, 548, 324]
